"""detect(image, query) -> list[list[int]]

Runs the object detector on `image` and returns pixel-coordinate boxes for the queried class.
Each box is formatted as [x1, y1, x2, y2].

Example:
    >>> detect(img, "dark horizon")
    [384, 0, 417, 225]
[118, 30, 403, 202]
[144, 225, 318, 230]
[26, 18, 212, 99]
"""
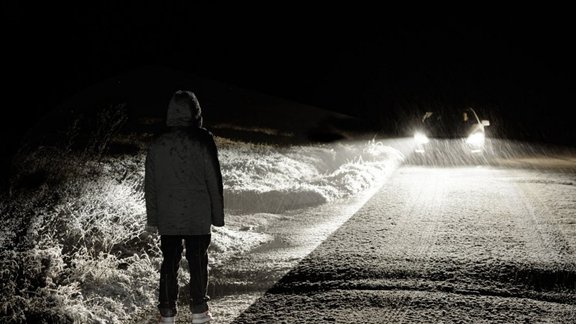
[3, 4, 576, 150]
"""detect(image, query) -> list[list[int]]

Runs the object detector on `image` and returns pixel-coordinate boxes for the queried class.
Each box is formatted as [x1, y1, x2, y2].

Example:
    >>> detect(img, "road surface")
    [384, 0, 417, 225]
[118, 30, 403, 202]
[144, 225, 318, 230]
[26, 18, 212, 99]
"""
[230, 160, 576, 323]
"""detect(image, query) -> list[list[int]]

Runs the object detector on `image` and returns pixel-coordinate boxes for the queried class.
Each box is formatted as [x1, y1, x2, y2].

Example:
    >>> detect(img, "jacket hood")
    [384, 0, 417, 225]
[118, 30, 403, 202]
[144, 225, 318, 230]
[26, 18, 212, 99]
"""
[166, 90, 202, 127]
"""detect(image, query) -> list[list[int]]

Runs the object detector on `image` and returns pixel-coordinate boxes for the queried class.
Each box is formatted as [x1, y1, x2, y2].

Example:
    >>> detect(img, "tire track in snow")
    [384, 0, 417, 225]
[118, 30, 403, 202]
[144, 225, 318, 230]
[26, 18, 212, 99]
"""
[516, 177, 575, 264]
[364, 167, 447, 273]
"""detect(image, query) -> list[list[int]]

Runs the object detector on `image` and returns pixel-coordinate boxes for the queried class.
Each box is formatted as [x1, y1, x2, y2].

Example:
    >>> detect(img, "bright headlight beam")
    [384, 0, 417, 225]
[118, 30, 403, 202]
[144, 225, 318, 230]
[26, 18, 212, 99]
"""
[414, 132, 429, 144]
[466, 132, 485, 146]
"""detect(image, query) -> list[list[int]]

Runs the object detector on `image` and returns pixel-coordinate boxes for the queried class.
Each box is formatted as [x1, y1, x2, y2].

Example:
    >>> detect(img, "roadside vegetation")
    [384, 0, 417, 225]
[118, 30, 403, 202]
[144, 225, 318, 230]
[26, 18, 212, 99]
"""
[0, 104, 402, 323]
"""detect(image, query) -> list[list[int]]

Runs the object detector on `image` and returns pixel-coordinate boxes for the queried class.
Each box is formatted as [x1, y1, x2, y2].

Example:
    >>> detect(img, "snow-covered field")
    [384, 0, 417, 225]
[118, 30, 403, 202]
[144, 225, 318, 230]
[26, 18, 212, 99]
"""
[0, 124, 405, 323]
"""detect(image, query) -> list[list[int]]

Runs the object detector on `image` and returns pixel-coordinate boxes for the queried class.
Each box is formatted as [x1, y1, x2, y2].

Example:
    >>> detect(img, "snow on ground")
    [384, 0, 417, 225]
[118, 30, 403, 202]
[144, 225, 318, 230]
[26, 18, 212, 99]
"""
[209, 136, 406, 265]
[130, 136, 413, 323]
[6, 116, 576, 323]
[0, 129, 407, 323]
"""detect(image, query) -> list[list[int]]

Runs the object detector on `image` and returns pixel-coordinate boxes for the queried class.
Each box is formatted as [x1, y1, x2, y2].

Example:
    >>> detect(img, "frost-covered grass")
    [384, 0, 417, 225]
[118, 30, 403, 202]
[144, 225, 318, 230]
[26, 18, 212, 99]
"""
[220, 137, 403, 213]
[0, 123, 403, 323]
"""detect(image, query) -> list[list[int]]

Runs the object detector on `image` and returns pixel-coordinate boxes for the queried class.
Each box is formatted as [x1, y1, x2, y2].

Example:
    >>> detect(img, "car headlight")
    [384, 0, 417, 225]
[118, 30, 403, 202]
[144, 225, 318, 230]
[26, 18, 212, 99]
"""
[414, 132, 429, 144]
[466, 132, 485, 146]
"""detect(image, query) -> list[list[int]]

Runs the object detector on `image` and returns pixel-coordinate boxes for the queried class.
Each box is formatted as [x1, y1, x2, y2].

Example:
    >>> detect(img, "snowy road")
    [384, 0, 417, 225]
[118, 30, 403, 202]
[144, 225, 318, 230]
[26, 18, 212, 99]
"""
[232, 163, 576, 323]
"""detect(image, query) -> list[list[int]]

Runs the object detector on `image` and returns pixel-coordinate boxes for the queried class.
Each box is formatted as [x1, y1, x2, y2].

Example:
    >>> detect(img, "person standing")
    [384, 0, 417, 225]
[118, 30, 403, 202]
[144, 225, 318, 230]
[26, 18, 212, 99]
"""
[145, 90, 224, 323]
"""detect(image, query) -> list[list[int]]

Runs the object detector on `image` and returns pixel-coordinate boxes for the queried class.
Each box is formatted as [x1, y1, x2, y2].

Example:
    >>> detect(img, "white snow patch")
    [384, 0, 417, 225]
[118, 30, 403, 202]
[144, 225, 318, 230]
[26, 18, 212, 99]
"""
[219, 138, 404, 213]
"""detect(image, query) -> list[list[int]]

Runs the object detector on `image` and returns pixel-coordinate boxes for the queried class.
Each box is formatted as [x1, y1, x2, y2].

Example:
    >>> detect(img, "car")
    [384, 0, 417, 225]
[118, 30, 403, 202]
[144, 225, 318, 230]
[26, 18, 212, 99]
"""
[411, 107, 491, 163]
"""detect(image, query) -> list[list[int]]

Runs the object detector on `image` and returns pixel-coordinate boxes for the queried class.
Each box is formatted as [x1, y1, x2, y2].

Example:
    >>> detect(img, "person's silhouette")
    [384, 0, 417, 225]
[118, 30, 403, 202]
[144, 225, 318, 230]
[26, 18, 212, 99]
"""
[145, 90, 224, 323]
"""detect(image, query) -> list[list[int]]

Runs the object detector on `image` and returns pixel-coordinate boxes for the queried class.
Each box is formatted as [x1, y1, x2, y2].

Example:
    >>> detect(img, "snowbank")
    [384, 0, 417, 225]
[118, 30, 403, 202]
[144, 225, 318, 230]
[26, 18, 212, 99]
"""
[219, 138, 404, 213]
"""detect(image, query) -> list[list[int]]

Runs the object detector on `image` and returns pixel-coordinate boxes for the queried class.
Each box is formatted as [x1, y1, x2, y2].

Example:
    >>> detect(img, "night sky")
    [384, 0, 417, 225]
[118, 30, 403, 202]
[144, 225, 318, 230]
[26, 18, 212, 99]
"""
[3, 3, 575, 155]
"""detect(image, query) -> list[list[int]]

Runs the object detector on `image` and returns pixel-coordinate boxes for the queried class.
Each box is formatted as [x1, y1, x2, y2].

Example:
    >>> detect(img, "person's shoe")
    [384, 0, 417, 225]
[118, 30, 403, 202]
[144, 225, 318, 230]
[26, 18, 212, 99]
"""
[158, 315, 175, 323]
[158, 306, 177, 323]
[191, 311, 214, 323]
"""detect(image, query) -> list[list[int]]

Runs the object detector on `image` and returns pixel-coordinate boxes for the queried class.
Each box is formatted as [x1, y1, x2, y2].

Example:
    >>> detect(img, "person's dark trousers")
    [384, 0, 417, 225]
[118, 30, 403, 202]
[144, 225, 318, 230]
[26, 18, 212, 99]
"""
[158, 234, 211, 317]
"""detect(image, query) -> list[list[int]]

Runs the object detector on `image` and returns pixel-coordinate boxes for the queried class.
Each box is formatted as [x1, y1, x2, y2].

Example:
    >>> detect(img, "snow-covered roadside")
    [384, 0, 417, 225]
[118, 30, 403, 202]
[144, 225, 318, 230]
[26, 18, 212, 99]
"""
[0, 132, 409, 323]
[209, 137, 408, 267]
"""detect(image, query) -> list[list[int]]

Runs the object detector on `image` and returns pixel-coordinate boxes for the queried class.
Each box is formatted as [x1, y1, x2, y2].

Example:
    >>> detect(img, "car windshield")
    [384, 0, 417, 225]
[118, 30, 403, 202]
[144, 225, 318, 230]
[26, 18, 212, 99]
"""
[421, 109, 477, 138]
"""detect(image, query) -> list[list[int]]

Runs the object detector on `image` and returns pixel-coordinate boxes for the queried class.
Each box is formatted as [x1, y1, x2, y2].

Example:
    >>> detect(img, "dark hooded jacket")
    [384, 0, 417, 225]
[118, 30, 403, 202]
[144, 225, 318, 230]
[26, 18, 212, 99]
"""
[145, 91, 224, 235]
